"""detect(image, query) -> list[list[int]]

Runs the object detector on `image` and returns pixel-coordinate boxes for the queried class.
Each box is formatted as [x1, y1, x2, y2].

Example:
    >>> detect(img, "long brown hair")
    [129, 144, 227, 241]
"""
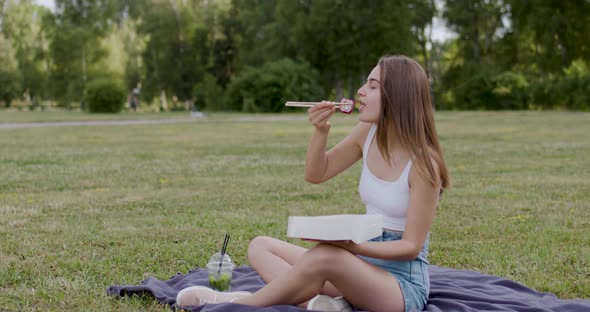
[376, 55, 450, 191]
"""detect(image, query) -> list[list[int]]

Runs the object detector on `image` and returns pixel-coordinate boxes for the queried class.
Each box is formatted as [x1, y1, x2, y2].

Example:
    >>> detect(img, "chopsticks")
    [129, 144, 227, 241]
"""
[285, 101, 349, 108]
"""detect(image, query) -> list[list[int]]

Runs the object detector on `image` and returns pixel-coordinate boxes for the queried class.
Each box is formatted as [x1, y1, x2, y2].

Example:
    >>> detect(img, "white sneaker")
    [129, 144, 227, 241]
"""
[176, 285, 251, 307]
[307, 294, 353, 312]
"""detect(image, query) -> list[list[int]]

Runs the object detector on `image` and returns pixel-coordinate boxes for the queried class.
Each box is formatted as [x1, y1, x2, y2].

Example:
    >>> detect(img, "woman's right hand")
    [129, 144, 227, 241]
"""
[308, 101, 336, 131]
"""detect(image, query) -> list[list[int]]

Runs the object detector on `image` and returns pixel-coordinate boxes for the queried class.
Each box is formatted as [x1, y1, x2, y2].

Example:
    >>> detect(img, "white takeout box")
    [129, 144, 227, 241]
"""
[287, 214, 384, 244]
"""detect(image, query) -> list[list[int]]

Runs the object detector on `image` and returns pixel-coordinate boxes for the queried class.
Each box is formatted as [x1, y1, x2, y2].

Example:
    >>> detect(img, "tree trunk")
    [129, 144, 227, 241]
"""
[81, 44, 87, 110]
[347, 72, 354, 100]
[160, 90, 168, 111]
[472, 3, 481, 62]
[24, 88, 31, 108]
[168, 0, 184, 49]
[360, 35, 367, 86]
[556, 27, 568, 69]
[0, 0, 6, 31]
[419, 29, 430, 78]
[335, 71, 343, 101]
[426, 2, 435, 110]
[558, 40, 568, 69]
[151, 47, 160, 94]
[472, 25, 480, 62]
[82, 45, 87, 84]
[513, 0, 528, 64]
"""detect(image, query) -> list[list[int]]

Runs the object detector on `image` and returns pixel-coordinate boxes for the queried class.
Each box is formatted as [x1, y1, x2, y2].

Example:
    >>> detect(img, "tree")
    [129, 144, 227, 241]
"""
[2, 0, 52, 105]
[264, 0, 416, 99]
[228, 0, 277, 67]
[0, 0, 7, 32]
[411, 0, 437, 78]
[443, 0, 506, 64]
[0, 33, 21, 107]
[503, 0, 590, 73]
[48, 0, 119, 108]
[133, 0, 208, 104]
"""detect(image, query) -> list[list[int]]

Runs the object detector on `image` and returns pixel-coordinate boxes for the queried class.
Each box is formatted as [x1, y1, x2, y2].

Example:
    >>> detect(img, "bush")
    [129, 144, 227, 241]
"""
[559, 60, 590, 110]
[562, 75, 590, 110]
[492, 71, 530, 110]
[194, 73, 224, 111]
[453, 63, 497, 110]
[451, 64, 531, 110]
[0, 67, 21, 108]
[530, 60, 590, 110]
[86, 79, 126, 113]
[225, 58, 324, 112]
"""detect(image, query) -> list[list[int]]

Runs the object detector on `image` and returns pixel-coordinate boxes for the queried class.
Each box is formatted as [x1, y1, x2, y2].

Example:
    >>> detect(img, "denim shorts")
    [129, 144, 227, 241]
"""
[357, 230, 430, 312]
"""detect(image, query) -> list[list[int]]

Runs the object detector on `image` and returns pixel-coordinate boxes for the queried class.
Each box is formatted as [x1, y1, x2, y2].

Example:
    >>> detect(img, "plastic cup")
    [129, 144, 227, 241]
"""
[207, 252, 234, 292]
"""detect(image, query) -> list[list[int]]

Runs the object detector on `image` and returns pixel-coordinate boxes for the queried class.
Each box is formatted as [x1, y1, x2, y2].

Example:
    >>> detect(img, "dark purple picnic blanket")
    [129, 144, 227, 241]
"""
[107, 265, 590, 312]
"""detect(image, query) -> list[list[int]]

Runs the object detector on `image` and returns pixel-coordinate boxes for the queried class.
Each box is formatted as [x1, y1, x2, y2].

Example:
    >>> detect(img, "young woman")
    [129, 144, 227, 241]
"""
[176, 55, 450, 312]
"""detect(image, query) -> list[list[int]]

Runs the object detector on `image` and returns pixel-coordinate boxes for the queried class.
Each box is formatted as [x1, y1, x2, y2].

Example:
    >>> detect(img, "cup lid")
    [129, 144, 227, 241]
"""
[208, 252, 233, 265]
[207, 261, 235, 270]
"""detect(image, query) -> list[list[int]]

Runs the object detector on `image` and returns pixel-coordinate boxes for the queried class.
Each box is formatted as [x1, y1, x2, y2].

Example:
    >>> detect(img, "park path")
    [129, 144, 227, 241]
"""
[0, 115, 307, 129]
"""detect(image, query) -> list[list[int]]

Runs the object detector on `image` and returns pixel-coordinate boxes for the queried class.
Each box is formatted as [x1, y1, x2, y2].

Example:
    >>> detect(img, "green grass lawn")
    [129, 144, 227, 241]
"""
[0, 109, 192, 123]
[1, 110, 589, 311]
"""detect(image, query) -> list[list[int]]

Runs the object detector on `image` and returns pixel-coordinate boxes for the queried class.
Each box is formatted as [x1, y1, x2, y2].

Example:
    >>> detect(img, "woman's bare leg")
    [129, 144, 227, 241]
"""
[248, 236, 343, 298]
[238, 243, 405, 312]
[247, 236, 307, 283]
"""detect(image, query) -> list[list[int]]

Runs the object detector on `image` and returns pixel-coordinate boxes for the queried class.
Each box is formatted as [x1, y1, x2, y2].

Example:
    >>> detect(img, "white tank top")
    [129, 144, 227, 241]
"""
[359, 124, 412, 231]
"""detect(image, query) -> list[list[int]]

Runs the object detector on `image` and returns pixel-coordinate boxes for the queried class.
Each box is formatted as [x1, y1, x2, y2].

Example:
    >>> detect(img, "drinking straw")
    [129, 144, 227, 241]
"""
[217, 234, 230, 274]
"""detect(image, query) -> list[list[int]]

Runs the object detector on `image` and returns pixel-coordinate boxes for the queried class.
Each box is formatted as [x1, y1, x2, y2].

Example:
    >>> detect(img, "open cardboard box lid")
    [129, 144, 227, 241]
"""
[287, 214, 384, 244]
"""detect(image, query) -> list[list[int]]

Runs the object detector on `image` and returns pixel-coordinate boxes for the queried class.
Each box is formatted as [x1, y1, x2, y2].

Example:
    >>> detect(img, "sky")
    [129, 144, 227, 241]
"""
[33, 0, 455, 42]
[35, 0, 54, 10]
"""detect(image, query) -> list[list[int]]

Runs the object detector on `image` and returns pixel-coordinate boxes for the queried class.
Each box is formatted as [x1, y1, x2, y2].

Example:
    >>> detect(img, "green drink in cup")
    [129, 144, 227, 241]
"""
[207, 252, 234, 291]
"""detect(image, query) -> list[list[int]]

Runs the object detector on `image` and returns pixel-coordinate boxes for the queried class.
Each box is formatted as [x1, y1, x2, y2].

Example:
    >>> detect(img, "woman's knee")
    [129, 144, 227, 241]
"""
[247, 236, 273, 260]
[300, 243, 348, 274]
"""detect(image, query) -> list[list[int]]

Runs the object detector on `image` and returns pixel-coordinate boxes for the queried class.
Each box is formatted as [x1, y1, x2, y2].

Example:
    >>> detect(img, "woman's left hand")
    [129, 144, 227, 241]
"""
[324, 240, 359, 253]
[302, 239, 360, 253]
